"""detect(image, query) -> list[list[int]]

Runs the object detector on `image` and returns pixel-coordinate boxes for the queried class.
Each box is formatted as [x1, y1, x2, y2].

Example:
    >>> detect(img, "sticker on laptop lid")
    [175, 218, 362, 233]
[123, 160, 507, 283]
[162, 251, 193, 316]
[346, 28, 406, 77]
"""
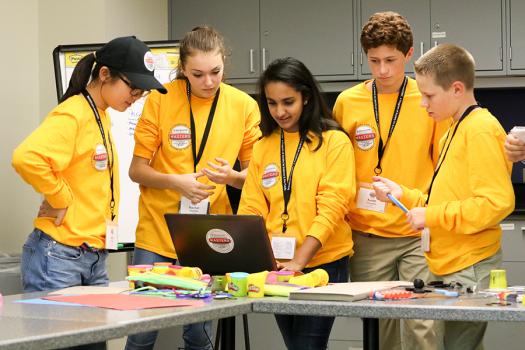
[206, 229, 234, 253]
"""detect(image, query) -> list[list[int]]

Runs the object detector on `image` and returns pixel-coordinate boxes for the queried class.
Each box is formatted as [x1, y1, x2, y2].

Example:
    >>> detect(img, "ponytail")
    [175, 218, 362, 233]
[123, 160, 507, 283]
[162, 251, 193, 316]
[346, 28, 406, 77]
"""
[60, 53, 97, 103]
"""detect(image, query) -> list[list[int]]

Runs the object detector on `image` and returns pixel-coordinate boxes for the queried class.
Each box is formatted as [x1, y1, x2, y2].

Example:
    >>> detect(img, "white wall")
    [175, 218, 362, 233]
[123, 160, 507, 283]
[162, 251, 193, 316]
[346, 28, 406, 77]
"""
[105, 0, 169, 41]
[1, 0, 41, 253]
[38, 0, 106, 118]
[1, 0, 167, 255]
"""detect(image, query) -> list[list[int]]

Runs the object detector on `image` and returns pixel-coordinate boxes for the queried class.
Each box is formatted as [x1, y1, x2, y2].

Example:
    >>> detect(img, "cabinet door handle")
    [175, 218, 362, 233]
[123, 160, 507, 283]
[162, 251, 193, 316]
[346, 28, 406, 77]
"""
[434, 41, 438, 47]
[510, 46, 512, 61]
[262, 48, 267, 70]
[249, 49, 255, 73]
[420, 42, 424, 57]
[351, 52, 354, 67]
[360, 52, 363, 66]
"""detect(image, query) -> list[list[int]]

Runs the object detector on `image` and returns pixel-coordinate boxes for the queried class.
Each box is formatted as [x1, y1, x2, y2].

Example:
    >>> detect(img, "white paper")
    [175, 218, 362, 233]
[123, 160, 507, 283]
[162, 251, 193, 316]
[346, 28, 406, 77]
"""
[357, 187, 386, 213]
[105, 220, 119, 250]
[510, 126, 525, 142]
[271, 236, 296, 260]
[180, 196, 209, 214]
[421, 228, 430, 252]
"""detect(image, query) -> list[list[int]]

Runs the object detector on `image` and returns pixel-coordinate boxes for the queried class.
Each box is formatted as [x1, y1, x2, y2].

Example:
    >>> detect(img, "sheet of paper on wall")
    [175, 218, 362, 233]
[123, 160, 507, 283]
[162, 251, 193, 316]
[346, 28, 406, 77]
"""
[289, 281, 413, 302]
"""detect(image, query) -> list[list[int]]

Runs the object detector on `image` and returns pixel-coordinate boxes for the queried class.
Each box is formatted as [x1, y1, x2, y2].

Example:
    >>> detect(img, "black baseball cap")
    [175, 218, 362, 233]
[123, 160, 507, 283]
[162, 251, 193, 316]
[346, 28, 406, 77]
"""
[95, 36, 167, 94]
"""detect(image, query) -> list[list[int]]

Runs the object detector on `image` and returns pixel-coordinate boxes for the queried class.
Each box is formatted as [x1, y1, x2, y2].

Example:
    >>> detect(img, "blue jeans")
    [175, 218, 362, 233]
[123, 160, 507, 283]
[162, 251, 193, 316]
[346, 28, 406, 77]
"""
[21, 228, 108, 292]
[21, 229, 108, 350]
[124, 248, 213, 350]
[275, 256, 350, 350]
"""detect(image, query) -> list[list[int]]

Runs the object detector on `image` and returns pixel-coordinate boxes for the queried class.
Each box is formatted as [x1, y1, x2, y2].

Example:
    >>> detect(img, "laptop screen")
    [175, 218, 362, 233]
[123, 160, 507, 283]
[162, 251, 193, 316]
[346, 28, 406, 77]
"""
[164, 214, 277, 275]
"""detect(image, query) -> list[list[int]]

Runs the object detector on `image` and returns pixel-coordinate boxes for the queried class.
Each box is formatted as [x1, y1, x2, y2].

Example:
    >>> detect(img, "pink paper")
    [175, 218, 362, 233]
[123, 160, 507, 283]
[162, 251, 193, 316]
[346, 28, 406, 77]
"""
[43, 294, 205, 310]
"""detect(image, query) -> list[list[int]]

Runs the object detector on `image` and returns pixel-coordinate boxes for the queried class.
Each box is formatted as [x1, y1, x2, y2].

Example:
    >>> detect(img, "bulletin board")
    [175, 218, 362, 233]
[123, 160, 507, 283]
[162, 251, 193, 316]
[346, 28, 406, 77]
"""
[52, 40, 180, 244]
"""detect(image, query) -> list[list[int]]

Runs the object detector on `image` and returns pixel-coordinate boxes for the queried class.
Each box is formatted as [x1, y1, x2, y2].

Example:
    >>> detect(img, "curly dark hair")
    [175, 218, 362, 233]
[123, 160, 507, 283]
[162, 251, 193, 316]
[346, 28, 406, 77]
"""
[361, 11, 413, 55]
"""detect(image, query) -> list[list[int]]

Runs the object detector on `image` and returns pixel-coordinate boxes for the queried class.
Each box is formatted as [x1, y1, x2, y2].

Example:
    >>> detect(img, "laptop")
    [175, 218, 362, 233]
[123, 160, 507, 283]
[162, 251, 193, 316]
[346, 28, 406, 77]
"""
[164, 213, 277, 275]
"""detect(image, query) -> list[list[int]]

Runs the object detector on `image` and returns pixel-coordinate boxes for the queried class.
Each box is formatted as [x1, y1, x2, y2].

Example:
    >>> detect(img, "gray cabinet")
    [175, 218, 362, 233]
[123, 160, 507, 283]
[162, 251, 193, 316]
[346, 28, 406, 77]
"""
[260, 0, 355, 79]
[430, 0, 505, 75]
[484, 215, 525, 350]
[358, 0, 505, 78]
[169, 0, 356, 82]
[508, 0, 525, 72]
[501, 217, 525, 264]
[169, 0, 524, 83]
[168, 0, 260, 81]
[358, 0, 431, 77]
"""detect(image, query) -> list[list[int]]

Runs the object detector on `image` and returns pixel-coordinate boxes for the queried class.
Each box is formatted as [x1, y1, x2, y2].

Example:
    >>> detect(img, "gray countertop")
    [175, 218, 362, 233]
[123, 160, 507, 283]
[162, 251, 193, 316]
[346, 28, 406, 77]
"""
[2, 291, 525, 349]
[0, 293, 252, 350]
[253, 294, 525, 322]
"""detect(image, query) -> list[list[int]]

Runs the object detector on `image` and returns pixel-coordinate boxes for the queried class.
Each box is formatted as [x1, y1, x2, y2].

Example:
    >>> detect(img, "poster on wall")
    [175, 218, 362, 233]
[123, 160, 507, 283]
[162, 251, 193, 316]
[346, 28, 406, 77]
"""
[53, 40, 179, 244]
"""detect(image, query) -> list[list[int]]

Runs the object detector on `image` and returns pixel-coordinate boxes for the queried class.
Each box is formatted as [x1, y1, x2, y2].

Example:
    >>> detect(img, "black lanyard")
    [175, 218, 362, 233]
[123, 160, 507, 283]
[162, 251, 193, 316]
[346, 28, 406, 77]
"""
[82, 90, 116, 221]
[186, 80, 220, 173]
[280, 130, 305, 233]
[372, 76, 408, 175]
[425, 104, 480, 205]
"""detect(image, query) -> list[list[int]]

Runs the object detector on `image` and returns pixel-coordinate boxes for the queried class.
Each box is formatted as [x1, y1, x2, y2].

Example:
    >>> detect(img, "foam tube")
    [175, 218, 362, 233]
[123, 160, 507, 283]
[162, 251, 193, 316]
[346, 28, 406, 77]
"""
[127, 272, 208, 290]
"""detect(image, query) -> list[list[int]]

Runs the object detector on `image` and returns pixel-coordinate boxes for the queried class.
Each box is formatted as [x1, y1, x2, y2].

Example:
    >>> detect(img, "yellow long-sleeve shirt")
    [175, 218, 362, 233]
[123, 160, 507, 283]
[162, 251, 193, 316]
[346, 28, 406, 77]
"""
[401, 108, 514, 275]
[12, 94, 119, 248]
[134, 79, 261, 258]
[238, 129, 355, 267]
[333, 78, 446, 237]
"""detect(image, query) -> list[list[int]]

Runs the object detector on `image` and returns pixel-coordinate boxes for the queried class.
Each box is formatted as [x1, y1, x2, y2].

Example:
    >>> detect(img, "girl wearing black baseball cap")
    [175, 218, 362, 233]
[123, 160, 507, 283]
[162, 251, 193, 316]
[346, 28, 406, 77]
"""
[13, 36, 166, 306]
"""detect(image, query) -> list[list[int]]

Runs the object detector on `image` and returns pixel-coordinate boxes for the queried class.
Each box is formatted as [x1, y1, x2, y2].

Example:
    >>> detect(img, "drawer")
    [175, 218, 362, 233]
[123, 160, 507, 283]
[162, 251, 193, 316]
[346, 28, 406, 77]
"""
[501, 261, 525, 286]
[501, 221, 525, 262]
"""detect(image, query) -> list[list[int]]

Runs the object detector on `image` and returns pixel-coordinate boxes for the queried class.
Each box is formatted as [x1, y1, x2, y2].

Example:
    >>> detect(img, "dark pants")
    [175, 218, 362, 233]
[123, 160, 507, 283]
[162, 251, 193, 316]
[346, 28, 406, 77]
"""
[275, 256, 349, 350]
[125, 248, 213, 350]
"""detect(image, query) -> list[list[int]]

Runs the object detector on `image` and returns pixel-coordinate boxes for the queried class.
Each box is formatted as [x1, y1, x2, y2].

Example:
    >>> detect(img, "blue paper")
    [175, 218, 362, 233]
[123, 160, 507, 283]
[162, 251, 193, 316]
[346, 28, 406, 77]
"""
[15, 298, 85, 307]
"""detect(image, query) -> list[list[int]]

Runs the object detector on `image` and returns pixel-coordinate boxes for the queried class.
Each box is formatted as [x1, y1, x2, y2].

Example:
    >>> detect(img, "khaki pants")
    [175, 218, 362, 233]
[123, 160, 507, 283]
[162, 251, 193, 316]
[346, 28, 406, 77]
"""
[433, 250, 502, 350]
[349, 232, 440, 350]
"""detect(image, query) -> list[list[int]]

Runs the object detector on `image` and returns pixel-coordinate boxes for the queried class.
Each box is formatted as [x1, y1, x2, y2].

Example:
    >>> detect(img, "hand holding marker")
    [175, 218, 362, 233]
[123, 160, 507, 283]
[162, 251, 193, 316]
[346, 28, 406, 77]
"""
[387, 192, 430, 252]
[387, 193, 409, 213]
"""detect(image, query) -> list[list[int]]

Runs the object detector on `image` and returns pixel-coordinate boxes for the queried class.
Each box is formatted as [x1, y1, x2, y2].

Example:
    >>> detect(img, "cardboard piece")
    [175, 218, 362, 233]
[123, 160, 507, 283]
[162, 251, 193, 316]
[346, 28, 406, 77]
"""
[289, 281, 412, 302]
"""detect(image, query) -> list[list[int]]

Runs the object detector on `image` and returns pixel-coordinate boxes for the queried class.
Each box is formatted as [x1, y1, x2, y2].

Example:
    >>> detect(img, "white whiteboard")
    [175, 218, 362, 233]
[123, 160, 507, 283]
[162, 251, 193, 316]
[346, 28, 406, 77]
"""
[53, 41, 179, 243]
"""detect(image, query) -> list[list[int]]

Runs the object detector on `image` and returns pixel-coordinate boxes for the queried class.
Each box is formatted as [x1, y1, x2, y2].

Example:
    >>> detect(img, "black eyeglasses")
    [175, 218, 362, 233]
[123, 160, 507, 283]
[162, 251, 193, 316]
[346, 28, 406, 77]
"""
[117, 74, 150, 98]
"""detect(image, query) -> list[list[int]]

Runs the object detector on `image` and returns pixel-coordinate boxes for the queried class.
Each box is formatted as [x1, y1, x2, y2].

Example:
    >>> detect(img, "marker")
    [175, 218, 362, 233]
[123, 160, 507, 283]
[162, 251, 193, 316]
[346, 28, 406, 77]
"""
[434, 289, 459, 297]
[387, 193, 409, 213]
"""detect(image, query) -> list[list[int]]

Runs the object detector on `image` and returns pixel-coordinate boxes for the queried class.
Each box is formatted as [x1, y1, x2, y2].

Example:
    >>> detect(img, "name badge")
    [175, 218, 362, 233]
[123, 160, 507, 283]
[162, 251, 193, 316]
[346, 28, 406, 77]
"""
[180, 196, 210, 215]
[356, 186, 386, 213]
[271, 236, 296, 260]
[105, 219, 119, 250]
[421, 227, 430, 252]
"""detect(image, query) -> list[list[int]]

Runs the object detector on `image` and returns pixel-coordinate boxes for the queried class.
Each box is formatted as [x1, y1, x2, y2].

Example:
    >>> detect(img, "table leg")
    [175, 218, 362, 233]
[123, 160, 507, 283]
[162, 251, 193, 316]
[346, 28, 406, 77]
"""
[362, 317, 379, 350]
[242, 314, 251, 350]
[220, 316, 235, 349]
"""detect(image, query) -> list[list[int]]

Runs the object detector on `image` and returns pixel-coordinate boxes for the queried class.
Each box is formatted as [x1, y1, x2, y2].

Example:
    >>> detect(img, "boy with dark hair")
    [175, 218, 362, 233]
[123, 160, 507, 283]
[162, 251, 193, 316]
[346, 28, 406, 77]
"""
[374, 43, 515, 350]
[333, 11, 444, 350]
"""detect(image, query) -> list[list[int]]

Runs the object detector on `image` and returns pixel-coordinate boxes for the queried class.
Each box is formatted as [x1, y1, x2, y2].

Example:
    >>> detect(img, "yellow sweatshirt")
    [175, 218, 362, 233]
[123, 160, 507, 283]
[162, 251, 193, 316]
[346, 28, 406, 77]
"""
[401, 108, 515, 275]
[238, 129, 355, 267]
[134, 80, 261, 258]
[333, 78, 446, 237]
[12, 94, 119, 248]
